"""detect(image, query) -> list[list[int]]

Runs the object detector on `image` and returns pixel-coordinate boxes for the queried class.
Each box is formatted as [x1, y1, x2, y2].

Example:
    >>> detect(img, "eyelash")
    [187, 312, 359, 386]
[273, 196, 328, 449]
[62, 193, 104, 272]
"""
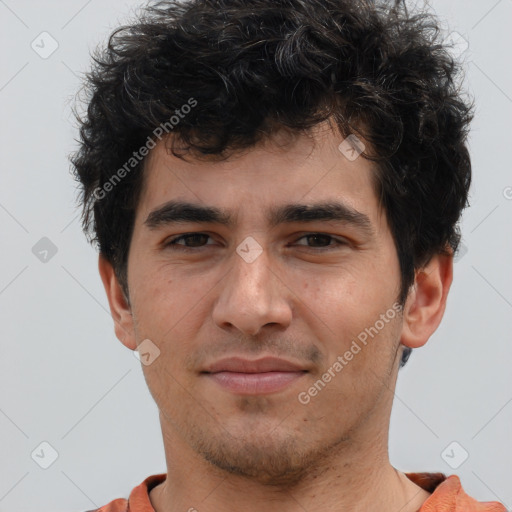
[163, 232, 347, 252]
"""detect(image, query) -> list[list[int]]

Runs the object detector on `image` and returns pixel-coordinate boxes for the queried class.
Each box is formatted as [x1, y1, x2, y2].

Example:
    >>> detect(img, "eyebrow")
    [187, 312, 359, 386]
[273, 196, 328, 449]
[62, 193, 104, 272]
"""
[144, 200, 374, 236]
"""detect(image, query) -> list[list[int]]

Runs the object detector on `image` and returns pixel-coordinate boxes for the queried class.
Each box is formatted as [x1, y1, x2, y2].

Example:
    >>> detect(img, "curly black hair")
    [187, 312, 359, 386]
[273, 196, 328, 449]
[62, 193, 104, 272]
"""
[70, 0, 473, 367]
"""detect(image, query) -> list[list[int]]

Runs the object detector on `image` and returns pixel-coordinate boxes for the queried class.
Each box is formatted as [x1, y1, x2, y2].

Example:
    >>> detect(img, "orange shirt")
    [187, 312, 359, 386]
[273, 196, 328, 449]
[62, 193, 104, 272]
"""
[93, 472, 507, 512]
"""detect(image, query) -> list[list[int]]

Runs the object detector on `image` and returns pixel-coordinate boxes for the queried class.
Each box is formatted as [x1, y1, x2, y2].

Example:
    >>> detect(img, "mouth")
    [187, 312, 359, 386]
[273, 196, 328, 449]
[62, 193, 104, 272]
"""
[201, 357, 308, 395]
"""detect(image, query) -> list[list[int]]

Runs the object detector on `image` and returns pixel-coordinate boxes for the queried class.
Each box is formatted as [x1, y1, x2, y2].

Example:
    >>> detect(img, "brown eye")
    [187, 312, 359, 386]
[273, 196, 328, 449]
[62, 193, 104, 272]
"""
[295, 233, 346, 250]
[165, 233, 213, 249]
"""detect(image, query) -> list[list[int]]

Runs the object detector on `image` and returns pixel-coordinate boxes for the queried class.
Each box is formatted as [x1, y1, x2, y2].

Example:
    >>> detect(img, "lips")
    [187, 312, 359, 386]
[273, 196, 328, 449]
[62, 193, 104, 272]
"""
[202, 357, 307, 395]
[203, 356, 305, 374]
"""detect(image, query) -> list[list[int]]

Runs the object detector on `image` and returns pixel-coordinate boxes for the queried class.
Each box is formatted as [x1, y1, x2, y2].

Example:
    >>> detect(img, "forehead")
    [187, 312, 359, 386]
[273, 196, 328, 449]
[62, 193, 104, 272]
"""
[135, 124, 382, 227]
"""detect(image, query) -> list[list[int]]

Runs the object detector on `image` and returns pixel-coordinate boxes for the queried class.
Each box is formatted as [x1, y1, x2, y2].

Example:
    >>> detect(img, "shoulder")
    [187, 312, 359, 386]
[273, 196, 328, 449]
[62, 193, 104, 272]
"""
[82, 498, 128, 512]
[81, 473, 166, 512]
[417, 474, 507, 512]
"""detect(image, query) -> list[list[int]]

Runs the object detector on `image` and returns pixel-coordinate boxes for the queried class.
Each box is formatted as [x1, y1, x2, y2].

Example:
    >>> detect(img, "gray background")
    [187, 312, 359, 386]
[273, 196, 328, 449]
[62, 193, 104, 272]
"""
[0, 0, 511, 510]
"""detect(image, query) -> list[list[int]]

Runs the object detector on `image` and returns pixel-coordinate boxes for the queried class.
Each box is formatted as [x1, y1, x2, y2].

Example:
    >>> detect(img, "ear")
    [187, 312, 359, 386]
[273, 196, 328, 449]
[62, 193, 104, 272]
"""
[98, 254, 137, 350]
[400, 252, 453, 349]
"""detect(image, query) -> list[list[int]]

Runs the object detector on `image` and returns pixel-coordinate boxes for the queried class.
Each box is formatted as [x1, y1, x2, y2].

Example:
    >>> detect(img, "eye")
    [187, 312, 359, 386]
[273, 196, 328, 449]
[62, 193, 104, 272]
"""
[164, 233, 215, 250]
[294, 233, 347, 251]
[163, 232, 348, 252]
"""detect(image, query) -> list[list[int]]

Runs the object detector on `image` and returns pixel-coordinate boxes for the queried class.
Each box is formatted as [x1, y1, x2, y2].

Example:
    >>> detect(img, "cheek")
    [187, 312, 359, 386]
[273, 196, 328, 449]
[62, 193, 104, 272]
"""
[307, 272, 403, 389]
[131, 260, 200, 326]
[303, 271, 373, 335]
[304, 316, 401, 422]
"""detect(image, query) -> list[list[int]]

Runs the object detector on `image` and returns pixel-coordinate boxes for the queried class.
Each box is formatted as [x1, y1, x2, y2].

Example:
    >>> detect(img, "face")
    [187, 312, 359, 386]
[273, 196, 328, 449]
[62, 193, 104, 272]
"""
[119, 123, 407, 484]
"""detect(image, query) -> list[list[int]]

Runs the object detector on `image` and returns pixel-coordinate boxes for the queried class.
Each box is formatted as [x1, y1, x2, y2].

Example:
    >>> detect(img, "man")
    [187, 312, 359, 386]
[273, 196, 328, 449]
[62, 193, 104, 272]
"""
[71, 0, 506, 510]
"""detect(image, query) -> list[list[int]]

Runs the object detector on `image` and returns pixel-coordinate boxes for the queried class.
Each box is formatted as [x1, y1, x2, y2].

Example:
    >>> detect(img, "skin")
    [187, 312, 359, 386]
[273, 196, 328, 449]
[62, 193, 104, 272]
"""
[100, 121, 453, 512]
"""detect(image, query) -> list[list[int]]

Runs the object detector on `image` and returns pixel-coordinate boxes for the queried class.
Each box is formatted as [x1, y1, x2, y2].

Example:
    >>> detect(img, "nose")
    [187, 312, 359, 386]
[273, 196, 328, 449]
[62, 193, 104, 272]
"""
[212, 244, 293, 337]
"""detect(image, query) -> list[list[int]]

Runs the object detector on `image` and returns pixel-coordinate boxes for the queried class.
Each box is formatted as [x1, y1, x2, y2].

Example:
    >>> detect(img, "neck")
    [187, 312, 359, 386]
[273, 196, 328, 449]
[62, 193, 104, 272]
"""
[149, 416, 430, 512]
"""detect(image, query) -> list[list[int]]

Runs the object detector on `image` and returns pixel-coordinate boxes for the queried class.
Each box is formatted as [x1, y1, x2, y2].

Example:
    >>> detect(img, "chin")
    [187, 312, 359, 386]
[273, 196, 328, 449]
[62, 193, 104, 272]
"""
[201, 436, 312, 486]
[186, 420, 348, 487]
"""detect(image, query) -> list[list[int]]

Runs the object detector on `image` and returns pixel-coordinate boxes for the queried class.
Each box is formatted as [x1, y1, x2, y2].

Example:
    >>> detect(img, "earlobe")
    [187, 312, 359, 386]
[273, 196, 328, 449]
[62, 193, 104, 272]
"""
[98, 254, 137, 350]
[400, 252, 453, 349]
